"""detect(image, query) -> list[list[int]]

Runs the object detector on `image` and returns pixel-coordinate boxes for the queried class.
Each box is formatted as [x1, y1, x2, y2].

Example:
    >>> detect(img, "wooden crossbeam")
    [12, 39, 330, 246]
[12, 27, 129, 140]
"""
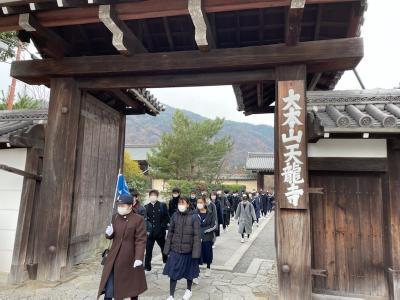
[78, 69, 275, 89]
[285, 0, 306, 46]
[308, 72, 322, 90]
[314, 4, 322, 39]
[188, 0, 215, 52]
[257, 82, 264, 107]
[0, 0, 360, 32]
[18, 13, 72, 59]
[0, 163, 42, 181]
[11, 37, 364, 84]
[244, 105, 275, 115]
[99, 4, 147, 55]
[162, 17, 175, 51]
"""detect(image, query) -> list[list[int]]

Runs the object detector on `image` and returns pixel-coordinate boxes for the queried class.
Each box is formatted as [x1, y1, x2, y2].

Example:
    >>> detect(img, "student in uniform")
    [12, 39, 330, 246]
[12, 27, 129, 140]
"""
[129, 188, 146, 218]
[144, 189, 170, 272]
[216, 189, 230, 232]
[232, 190, 240, 218]
[260, 189, 268, 218]
[251, 192, 261, 227]
[189, 189, 197, 210]
[211, 191, 223, 239]
[195, 196, 216, 277]
[235, 193, 256, 243]
[168, 187, 181, 217]
[163, 196, 201, 300]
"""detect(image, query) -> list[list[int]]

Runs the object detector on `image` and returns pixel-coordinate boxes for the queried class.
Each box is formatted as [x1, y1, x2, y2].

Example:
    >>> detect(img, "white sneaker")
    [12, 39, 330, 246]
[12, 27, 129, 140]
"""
[145, 270, 151, 275]
[193, 277, 199, 285]
[205, 268, 211, 277]
[245, 236, 249, 242]
[241, 238, 244, 243]
[182, 289, 192, 300]
[256, 223, 259, 227]
[167, 296, 174, 300]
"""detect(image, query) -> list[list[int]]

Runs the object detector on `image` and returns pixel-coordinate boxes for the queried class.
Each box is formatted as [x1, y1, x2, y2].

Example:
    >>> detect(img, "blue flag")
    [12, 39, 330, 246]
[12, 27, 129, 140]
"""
[116, 173, 130, 197]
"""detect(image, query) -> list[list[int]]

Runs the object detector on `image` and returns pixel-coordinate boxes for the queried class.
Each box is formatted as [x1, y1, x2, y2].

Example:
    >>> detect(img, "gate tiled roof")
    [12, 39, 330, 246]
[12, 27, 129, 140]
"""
[307, 89, 400, 133]
[0, 109, 47, 144]
[245, 152, 274, 173]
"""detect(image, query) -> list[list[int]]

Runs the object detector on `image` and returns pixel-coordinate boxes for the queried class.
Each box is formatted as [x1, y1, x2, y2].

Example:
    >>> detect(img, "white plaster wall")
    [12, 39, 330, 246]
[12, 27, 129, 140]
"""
[0, 148, 26, 273]
[308, 139, 387, 158]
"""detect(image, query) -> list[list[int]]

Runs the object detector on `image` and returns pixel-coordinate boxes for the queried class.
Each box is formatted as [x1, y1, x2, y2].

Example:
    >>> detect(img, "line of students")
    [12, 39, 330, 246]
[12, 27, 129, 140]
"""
[98, 187, 274, 300]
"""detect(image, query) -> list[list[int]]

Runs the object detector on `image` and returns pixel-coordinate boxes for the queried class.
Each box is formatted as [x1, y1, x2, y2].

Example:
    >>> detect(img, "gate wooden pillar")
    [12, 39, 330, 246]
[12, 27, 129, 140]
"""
[274, 65, 311, 299]
[35, 78, 82, 281]
[385, 139, 400, 299]
[257, 172, 264, 191]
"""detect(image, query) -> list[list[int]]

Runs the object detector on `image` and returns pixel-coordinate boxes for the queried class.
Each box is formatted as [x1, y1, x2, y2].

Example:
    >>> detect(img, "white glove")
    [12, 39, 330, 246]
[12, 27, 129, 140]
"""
[133, 260, 143, 268]
[105, 224, 113, 236]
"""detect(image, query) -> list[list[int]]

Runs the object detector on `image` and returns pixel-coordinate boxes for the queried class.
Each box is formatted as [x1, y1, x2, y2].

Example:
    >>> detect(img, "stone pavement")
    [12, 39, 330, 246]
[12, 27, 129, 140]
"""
[0, 214, 278, 300]
[0, 259, 278, 300]
[234, 215, 276, 273]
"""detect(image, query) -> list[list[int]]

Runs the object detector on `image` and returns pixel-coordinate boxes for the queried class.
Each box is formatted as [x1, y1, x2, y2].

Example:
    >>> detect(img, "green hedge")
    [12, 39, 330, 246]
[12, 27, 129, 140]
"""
[162, 179, 246, 198]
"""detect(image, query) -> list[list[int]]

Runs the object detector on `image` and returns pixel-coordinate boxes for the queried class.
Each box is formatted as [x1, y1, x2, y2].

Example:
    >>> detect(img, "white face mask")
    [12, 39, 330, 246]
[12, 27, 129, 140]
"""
[178, 204, 187, 213]
[172, 193, 179, 198]
[190, 195, 196, 199]
[197, 203, 204, 210]
[118, 206, 132, 216]
[149, 195, 157, 203]
[211, 195, 216, 200]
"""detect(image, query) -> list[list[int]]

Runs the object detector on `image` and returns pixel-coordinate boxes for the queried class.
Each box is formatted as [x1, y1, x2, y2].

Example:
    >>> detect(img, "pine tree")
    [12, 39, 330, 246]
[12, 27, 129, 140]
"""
[148, 110, 232, 183]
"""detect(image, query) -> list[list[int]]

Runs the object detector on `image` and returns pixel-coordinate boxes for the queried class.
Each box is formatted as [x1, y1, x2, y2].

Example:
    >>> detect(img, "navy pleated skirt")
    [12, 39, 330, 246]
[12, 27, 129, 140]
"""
[163, 251, 200, 281]
[200, 241, 213, 265]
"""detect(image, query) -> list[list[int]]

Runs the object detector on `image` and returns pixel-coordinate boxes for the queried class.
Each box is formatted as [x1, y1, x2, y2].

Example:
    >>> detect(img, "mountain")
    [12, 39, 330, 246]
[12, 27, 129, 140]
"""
[125, 105, 274, 167]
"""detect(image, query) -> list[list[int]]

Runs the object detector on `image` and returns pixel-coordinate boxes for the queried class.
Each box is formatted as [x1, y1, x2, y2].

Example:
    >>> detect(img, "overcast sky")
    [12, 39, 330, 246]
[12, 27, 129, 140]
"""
[0, 0, 399, 127]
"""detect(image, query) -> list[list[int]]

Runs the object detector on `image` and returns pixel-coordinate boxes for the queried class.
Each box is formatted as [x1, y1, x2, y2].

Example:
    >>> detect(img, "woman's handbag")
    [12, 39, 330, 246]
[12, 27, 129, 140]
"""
[101, 216, 115, 265]
[101, 248, 109, 265]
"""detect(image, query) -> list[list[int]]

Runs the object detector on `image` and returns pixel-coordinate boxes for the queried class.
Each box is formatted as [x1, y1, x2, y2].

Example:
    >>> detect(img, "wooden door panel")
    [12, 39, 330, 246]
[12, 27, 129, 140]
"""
[310, 172, 387, 297]
[68, 94, 121, 265]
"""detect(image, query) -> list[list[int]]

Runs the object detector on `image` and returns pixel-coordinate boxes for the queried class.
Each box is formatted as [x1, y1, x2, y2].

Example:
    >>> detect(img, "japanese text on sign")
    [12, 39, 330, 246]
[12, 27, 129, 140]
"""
[280, 89, 304, 207]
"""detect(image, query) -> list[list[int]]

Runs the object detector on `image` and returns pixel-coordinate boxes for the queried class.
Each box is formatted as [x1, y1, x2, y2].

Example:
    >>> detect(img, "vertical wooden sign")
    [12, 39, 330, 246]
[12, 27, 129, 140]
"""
[277, 80, 308, 209]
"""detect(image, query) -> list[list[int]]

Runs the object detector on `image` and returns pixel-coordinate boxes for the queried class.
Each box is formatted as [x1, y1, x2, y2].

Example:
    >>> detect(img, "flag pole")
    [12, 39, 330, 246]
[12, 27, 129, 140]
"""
[108, 168, 122, 224]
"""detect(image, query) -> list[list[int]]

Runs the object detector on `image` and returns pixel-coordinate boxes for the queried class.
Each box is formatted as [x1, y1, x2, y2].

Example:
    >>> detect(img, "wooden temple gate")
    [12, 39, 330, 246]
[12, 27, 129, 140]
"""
[3, 0, 400, 299]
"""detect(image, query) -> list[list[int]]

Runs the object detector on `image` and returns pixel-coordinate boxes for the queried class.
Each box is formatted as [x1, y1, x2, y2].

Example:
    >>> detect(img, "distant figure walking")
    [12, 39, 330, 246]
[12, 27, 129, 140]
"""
[168, 187, 181, 217]
[251, 192, 261, 226]
[260, 190, 268, 218]
[211, 191, 223, 239]
[163, 196, 201, 300]
[235, 193, 256, 243]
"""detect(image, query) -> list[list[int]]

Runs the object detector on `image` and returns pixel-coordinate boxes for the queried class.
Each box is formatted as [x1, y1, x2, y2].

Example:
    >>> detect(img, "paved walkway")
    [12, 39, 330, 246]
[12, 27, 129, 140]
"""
[234, 215, 276, 273]
[0, 214, 278, 300]
[152, 213, 274, 271]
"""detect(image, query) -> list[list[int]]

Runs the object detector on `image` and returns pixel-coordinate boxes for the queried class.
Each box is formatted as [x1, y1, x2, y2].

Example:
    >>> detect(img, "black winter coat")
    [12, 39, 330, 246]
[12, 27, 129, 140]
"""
[168, 196, 179, 217]
[213, 199, 224, 225]
[164, 210, 201, 259]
